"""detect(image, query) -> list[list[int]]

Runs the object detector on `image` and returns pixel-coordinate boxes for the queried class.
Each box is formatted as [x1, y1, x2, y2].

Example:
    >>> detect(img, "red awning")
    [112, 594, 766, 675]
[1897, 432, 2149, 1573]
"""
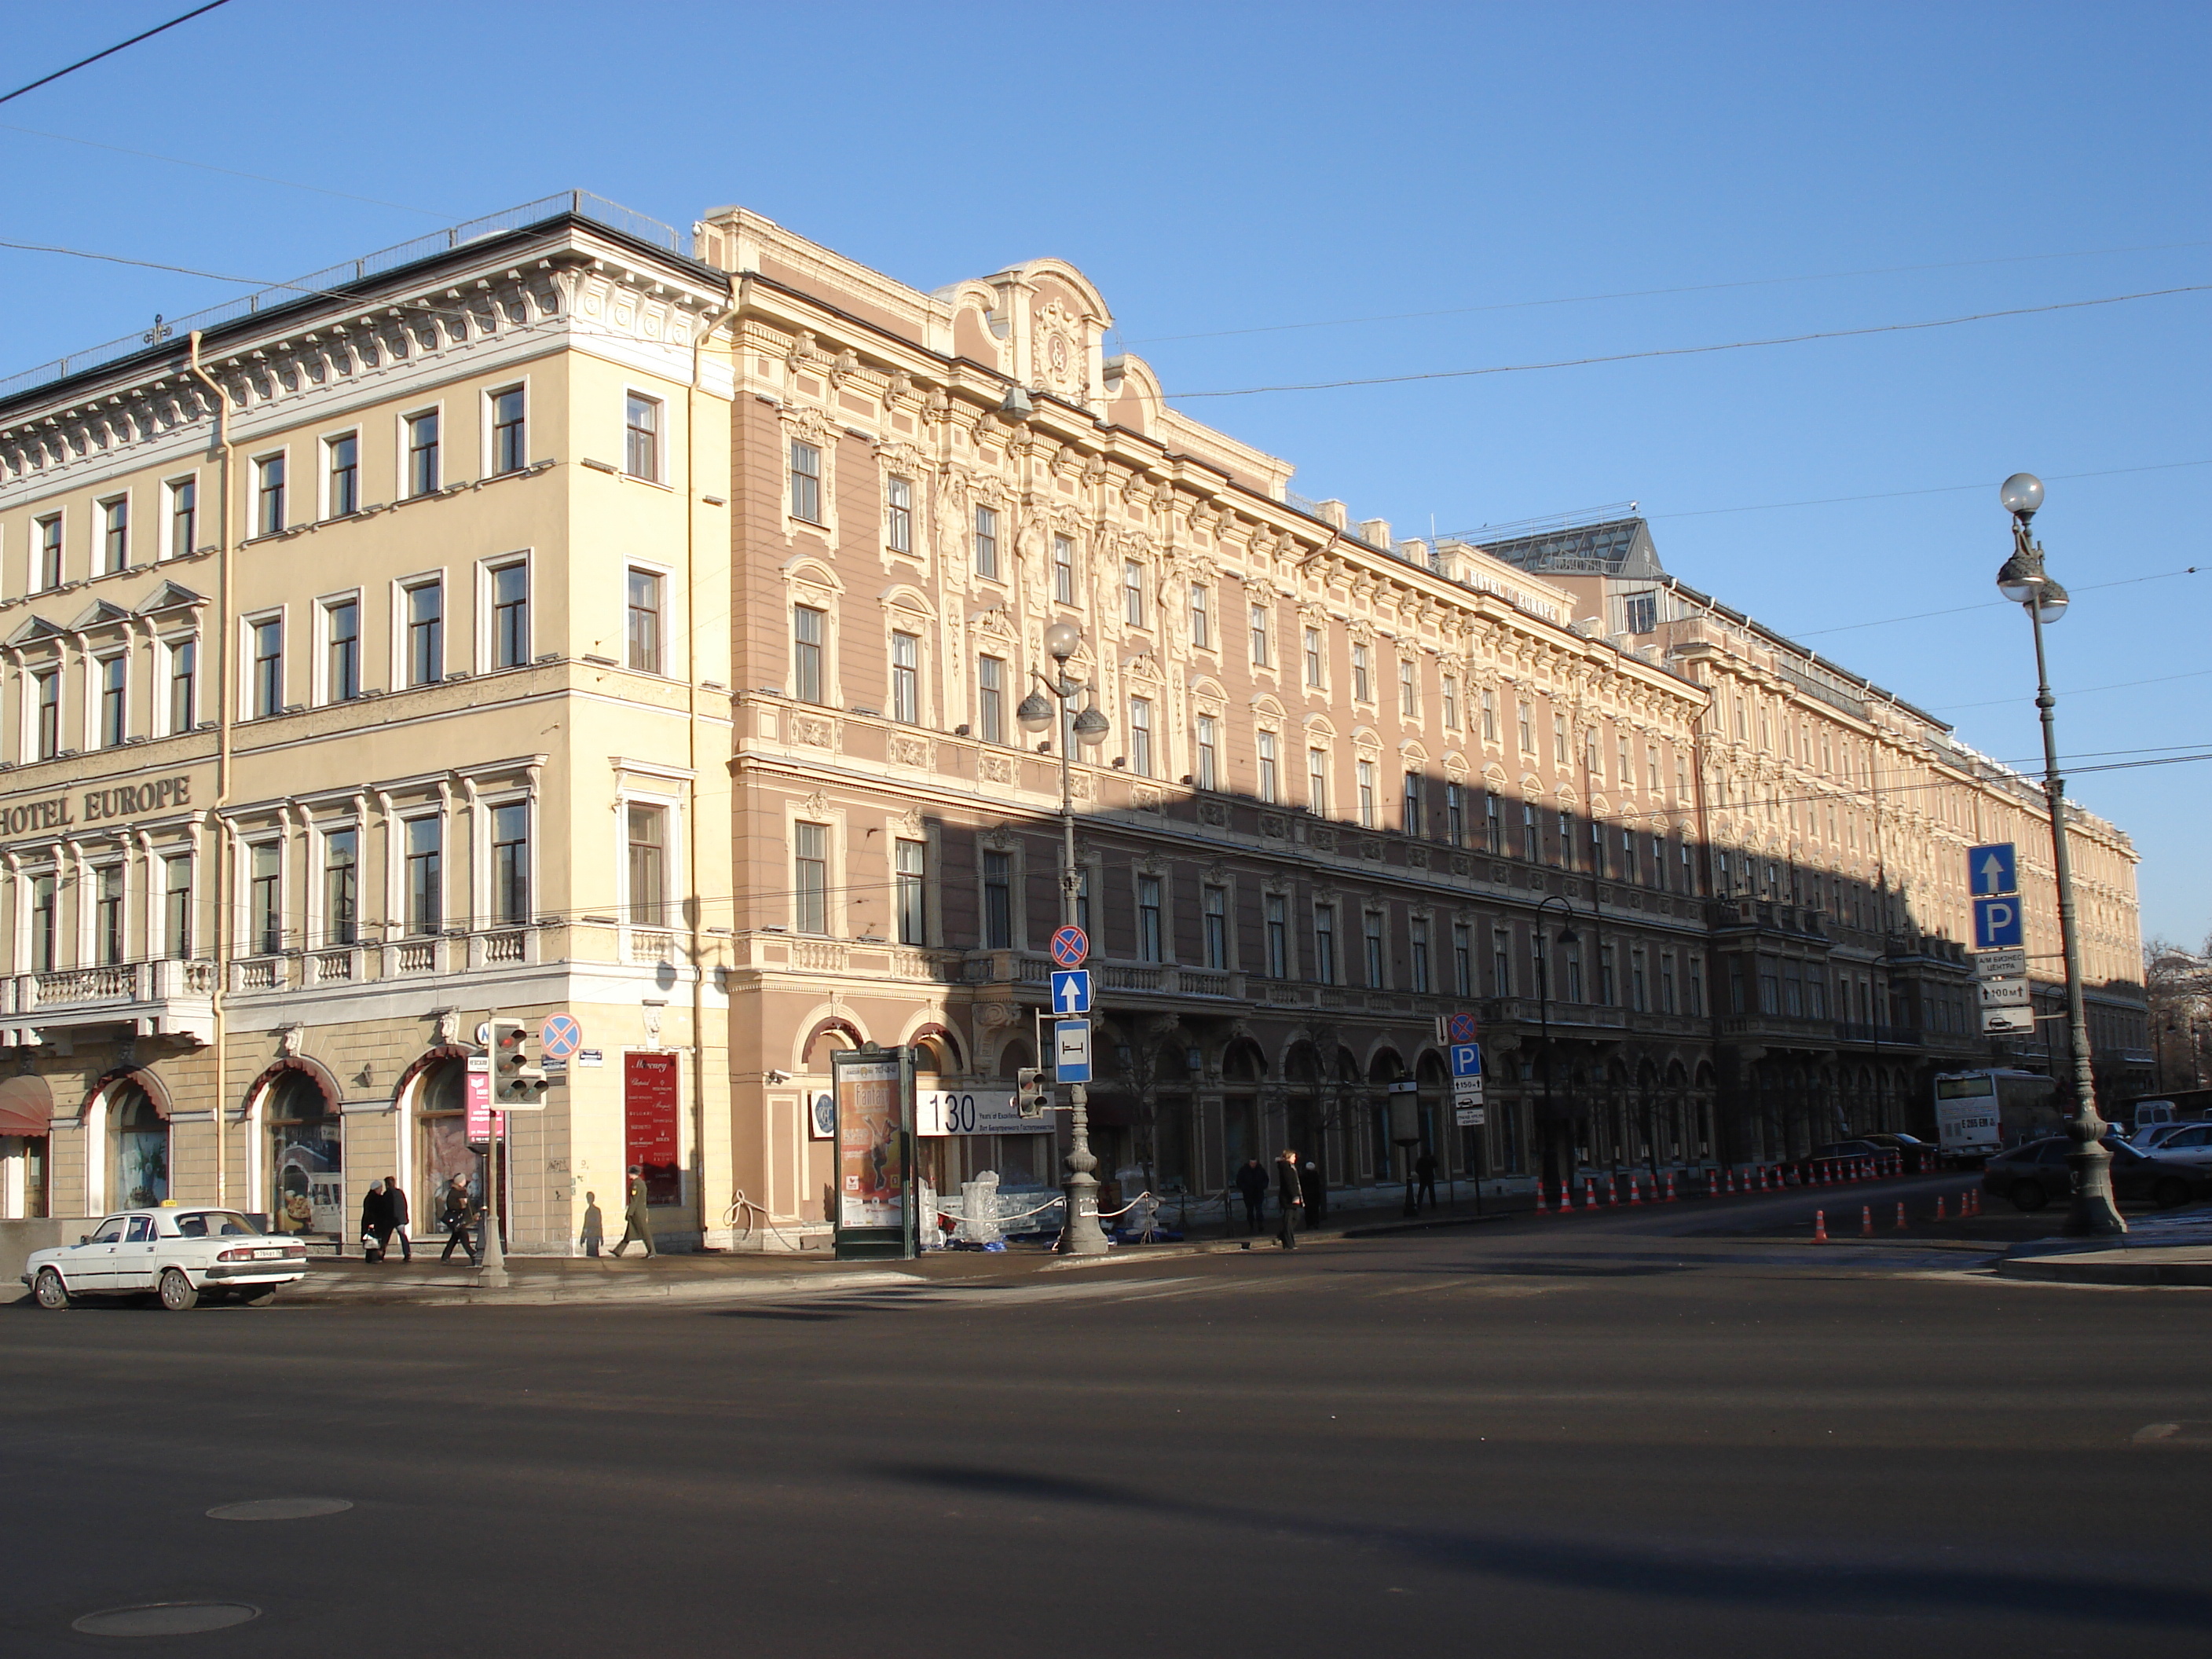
[0, 1074, 53, 1137]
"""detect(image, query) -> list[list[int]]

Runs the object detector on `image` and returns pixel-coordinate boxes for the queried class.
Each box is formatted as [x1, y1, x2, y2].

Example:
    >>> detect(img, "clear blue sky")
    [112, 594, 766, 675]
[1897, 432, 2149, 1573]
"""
[4, 2, 2206, 947]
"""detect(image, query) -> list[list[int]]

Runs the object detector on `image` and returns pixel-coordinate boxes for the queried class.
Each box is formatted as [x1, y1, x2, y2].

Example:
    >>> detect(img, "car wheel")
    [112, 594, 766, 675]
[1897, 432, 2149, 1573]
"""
[2153, 1177, 2192, 1210]
[2010, 1181, 2049, 1213]
[237, 1286, 278, 1306]
[32, 1268, 71, 1309]
[157, 1268, 200, 1312]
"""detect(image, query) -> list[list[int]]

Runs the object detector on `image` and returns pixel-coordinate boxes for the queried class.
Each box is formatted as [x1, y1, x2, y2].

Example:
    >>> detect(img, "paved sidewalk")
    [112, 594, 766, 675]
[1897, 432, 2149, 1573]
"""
[1992, 1204, 2212, 1286]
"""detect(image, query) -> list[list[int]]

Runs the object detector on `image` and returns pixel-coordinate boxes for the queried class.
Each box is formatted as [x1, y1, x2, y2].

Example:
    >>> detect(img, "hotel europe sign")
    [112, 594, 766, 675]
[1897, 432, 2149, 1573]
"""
[0, 771, 202, 840]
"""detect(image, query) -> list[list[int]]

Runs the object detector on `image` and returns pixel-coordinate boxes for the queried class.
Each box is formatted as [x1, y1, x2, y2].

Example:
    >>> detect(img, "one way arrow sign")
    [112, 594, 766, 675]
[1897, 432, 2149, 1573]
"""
[1968, 843, 2017, 898]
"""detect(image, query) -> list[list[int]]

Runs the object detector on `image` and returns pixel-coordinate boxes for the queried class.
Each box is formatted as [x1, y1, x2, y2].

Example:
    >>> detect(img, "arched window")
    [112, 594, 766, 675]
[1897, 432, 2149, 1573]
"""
[268, 1071, 342, 1236]
[112, 1084, 168, 1209]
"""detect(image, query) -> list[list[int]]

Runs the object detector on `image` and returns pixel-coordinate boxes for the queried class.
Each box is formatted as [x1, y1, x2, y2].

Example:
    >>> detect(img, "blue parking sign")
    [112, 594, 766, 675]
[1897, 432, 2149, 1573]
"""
[1450, 1042, 1483, 1079]
[1972, 895, 2025, 950]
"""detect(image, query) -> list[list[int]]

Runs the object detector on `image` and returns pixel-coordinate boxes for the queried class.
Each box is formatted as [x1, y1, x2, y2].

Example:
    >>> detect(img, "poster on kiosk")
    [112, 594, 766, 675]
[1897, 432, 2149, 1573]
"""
[832, 1045, 915, 1260]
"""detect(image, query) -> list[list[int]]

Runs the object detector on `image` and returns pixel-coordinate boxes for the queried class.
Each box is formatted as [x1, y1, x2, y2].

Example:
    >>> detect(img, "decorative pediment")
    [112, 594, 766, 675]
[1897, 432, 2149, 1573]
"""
[69, 599, 133, 631]
[136, 580, 207, 614]
[5, 615, 67, 648]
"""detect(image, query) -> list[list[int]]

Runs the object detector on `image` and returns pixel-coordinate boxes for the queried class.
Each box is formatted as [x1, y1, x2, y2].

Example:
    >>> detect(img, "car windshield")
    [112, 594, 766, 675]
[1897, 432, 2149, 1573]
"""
[173, 1210, 265, 1238]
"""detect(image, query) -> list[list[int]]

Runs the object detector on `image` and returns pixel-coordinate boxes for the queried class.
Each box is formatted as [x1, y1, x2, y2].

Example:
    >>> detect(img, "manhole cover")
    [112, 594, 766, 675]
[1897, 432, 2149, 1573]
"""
[207, 1497, 353, 1522]
[71, 1602, 262, 1636]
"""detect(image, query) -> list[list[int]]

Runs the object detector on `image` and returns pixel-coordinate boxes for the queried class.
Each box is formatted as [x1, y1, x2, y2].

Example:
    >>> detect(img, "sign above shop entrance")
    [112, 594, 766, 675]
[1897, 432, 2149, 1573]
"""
[0, 771, 202, 840]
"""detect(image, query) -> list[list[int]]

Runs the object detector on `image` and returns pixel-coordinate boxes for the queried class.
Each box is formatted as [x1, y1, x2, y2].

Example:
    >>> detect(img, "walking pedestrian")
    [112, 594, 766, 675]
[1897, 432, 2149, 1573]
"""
[1233, 1157, 1269, 1234]
[1274, 1148, 1304, 1249]
[385, 1175, 413, 1262]
[1299, 1153, 1328, 1225]
[438, 1172, 481, 1264]
[1415, 1148, 1438, 1211]
[359, 1179, 391, 1263]
[609, 1166, 657, 1258]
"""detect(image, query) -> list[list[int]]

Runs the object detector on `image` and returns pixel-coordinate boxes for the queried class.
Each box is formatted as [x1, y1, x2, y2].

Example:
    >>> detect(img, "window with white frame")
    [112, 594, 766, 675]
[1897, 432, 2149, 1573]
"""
[1122, 560, 1146, 627]
[1304, 628, 1324, 688]
[255, 455, 287, 534]
[1257, 731, 1278, 802]
[249, 615, 284, 717]
[490, 562, 529, 669]
[165, 476, 196, 560]
[1481, 687, 1497, 743]
[890, 631, 920, 723]
[166, 637, 196, 734]
[1202, 883, 1229, 970]
[887, 476, 914, 554]
[94, 863, 125, 965]
[28, 873, 56, 972]
[626, 568, 664, 673]
[32, 667, 59, 758]
[792, 604, 826, 703]
[1401, 769, 1422, 836]
[1248, 602, 1269, 666]
[972, 506, 998, 579]
[1399, 656, 1416, 718]
[1136, 874, 1163, 963]
[976, 655, 1005, 744]
[101, 496, 129, 574]
[163, 854, 192, 958]
[249, 841, 283, 955]
[1052, 533, 1075, 602]
[1264, 892, 1288, 978]
[1312, 903, 1337, 984]
[1351, 643, 1372, 703]
[1409, 915, 1431, 993]
[1445, 782, 1465, 846]
[1517, 700, 1534, 753]
[405, 411, 440, 497]
[323, 826, 358, 946]
[1195, 712, 1219, 789]
[97, 655, 126, 748]
[793, 822, 830, 935]
[404, 579, 443, 687]
[325, 432, 360, 518]
[1355, 759, 1376, 827]
[895, 837, 927, 944]
[625, 394, 661, 480]
[625, 804, 667, 926]
[489, 804, 529, 925]
[1128, 696, 1153, 777]
[789, 439, 822, 523]
[1441, 675, 1459, 729]
[1307, 748, 1328, 815]
[35, 514, 62, 590]
[489, 386, 526, 475]
[322, 597, 360, 703]
[404, 815, 442, 935]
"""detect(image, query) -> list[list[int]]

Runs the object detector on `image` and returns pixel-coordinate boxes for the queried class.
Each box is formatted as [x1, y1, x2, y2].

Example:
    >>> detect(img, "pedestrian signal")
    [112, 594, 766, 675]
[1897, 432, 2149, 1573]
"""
[489, 1016, 550, 1103]
[1016, 1068, 1051, 1119]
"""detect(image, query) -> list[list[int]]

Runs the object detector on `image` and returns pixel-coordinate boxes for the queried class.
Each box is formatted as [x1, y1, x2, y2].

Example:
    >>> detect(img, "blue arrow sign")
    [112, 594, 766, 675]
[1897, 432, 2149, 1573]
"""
[1049, 969, 1092, 1015]
[1968, 843, 2018, 897]
[1973, 895, 2025, 950]
[1450, 1042, 1483, 1079]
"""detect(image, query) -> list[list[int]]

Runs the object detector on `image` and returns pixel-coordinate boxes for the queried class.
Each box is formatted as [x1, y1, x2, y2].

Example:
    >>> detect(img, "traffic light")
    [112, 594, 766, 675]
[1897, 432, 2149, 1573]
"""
[1016, 1068, 1051, 1119]
[489, 1017, 549, 1104]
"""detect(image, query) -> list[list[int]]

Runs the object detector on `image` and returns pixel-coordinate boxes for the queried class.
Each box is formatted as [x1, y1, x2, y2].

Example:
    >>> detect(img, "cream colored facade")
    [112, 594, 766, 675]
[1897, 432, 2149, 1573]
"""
[0, 193, 2150, 1247]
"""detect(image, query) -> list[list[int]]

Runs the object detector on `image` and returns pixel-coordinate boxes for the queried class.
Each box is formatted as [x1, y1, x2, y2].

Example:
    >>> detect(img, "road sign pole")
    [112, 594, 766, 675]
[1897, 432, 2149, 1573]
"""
[478, 1011, 507, 1287]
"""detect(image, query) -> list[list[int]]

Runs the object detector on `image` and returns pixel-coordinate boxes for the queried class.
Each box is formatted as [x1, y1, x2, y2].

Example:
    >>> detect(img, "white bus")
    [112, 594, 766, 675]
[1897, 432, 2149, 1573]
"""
[1932, 1070, 2061, 1163]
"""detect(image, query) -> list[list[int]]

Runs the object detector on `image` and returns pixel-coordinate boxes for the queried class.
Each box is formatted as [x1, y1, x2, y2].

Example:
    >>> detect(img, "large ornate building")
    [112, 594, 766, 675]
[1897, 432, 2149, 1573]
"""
[0, 193, 2152, 1247]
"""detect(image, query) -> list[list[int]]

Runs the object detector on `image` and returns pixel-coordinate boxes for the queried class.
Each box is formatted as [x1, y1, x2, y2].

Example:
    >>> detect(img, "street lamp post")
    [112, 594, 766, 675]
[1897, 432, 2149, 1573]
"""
[1018, 621, 1113, 1256]
[1996, 473, 2123, 1237]
[1536, 894, 1579, 1201]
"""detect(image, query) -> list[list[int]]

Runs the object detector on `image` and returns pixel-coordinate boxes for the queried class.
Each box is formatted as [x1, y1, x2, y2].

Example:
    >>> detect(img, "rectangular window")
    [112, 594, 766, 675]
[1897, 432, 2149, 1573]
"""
[1363, 910, 1386, 988]
[1308, 749, 1328, 815]
[976, 655, 1004, 745]
[1518, 701, 1534, 753]
[1351, 643, 1372, 702]
[1452, 921, 1473, 997]
[1564, 943, 1584, 1004]
[1188, 583, 1210, 649]
[1202, 884, 1229, 969]
[888, 476, 914, 555]
[1647, 746, 1662, 792]
[489, 804, 528, 926]
[405, 817, 441, 935]
[1400, 657, 1417, 718]
[1196, 713, 1219, 789]
[1599, 945, 1617, 1008]
[1660, 954, 1678, 1015]
[895, 838, 927, 945]
[794, 822, 829, 935]
[324, 599, 360, 702]
[1304, 628, 1324, 687]
[1265, 893, 1289, 979]
[1122, 560, 1146, 627]
[1051, 532, 1074, 602]
[167, 477, 196, 559]
[1356, 759, 1376, 828]
[1249, 604, 1270, 666]
[1558, 810, 1573, 870]
[1137, 874, 1163, 962]
[1651, 833, 1667, 892]
[1445, 782, 1466, 847]
[890, 632, 919, 723]
[406, 411, 440, 497]
[1591, 818, 1608, 878]
[626, 569, 663, 673]
[1624, 591, 1657, 635]
[1409, 916, 1431, 994]
[101, 497, 129, 573]
[405, 581, 443, 687]
[1258, 731, 1279, 803]
[1401, 770, 1422, 837]
[95, 865, 125, 965]
[324, 826, 359, 946]
[164, 855, 192, 959]
[1622, 828, 1638, 885]
[256, 456, 287, 535]
[492, 563, 529, 669]
[1075, 865, 1090, 936]
[1442, 676, 1459, 730]
[33, 669, 58, 760]
[972, 506, 998, 578]
[789, 439, 822, 523]
[1481, 687, 1497, 743]
[98, 656, 126, 748]
[1587, 727, 1602, 778]
[1492, 930, 1512, 998]
[1619, 738, 1633, 787]
[250, 842, 282, 956]
[167, 639, 196, 734]
[1553, 713, 1569, 767]
[981, 850, 1012, 950]
[792, 604, 826, 704]
[1521, 802, 1538, 862]
[491, 388, 526, 475]
[624, 395, 659, 480]
[622, 804, 668, 928]
[1632, 951, 1650, 1013]
[1484, 792, 1502, 854]
[1313, 906, 1337, 985]
[326, 433, 359, 517]
[1128, 696, 1152, 777]
[29, 874, 55, 973]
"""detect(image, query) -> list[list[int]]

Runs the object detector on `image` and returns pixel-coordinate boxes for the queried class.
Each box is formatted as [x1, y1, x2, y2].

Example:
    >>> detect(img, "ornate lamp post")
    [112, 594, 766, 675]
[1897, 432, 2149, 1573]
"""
[1018, 620, 1113, 1255]
[1996, 472, 2123, 1236]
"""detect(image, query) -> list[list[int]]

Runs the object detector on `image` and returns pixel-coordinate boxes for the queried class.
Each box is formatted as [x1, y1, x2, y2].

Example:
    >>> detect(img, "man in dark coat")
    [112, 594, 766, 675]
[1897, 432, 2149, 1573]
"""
[439, 1173, 481, 1264]
[1414, 1148, 1439, 1210]
[1299, 1154, 1328, 1225]
[385, 1175, 413, 1262]
[1233, 1157, 1269, 1233]
[1273, 1148, 1304, 1249]
[359, 1179, 391, 1262]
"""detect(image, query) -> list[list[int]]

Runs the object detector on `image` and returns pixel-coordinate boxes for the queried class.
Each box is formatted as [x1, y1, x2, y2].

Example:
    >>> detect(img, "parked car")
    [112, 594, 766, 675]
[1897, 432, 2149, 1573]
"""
[1811, 1139, 1887, 1162]
[24, 1208, 308, 1311]
[1980, 1137, 2212, 1213]
[2137, 1122, 2212, 1159]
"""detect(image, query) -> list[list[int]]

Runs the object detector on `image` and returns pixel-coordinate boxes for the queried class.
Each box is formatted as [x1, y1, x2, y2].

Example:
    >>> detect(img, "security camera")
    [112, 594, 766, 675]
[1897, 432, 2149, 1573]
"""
[764, 1069, 791, 1085]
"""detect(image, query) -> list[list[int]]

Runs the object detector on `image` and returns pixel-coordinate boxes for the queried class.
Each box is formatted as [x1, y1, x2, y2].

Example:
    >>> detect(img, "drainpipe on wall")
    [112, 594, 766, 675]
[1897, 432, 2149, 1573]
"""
[185, 332, 233, 1207]
[686, 287, 738, 1241]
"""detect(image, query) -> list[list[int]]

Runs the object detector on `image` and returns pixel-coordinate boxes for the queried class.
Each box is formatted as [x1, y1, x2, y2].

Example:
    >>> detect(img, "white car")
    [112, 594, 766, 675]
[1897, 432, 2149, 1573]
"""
[24, 1208, 309, 1311]
[2138, 1122, 2212, 1159]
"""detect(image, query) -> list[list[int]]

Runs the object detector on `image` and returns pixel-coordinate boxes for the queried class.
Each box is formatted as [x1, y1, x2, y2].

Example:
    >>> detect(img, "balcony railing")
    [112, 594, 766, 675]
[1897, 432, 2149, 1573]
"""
[0, 957, 217, 1043]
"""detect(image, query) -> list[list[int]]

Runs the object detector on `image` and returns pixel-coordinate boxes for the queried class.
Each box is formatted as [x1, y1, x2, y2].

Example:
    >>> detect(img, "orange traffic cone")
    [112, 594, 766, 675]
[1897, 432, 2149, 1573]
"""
[1725, 1167, 1738, 1196]
[1536, 1180, 1551, 1214]
[1813, 1209, 1829, 1242]
[1628, 1174, 1643, 1205]
[1895, 1200, 1907, 1230]
[1584, 1177, 1598, 1210]
[1664, 1170, 1679, 1203]
[1934, 1196, 1947, 1221]
[1861, 1204, 1873, 1236]
[1607, 1174, 1621, 1207]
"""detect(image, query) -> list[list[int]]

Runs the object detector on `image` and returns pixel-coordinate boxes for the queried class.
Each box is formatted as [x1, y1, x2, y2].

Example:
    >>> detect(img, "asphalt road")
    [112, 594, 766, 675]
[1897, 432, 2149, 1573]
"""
[5, 1181, 2207, 1657]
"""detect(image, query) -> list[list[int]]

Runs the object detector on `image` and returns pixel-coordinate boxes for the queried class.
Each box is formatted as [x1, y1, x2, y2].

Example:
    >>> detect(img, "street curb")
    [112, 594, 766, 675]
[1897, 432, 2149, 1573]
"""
[284, 1268, 923, 1307]
[1994, 1255, 2212, 1287]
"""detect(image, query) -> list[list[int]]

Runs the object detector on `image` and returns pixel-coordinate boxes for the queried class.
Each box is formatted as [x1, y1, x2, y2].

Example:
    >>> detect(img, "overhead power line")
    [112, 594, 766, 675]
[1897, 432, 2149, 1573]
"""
[1163, 284, 2212, 399]
[0, 2, 232, 107]
[1928, 667, 2212, 713]
[1646, 458, 2212, 522]
[1784, 565, 2200, 640]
